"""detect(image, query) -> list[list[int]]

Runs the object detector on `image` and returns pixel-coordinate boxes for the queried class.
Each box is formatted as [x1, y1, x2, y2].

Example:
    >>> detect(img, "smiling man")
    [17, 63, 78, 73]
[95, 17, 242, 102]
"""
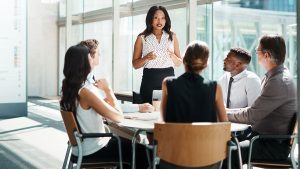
[218, 47, 261, 108]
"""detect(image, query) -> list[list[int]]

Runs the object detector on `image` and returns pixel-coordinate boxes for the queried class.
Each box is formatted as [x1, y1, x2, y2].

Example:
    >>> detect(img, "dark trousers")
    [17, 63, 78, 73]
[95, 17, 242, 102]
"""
[140, 67, 174, 104]
[222, 129, 290, 169]
[82, 137, 148, 169]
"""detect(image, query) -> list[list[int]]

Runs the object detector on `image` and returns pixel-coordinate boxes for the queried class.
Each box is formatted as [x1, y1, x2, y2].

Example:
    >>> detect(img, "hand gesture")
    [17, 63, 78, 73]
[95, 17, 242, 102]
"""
[95, 78, 111, 92]
[138, 103, 154, 113]
[168, 48, 176, 58]
[145, 51, 157, 61]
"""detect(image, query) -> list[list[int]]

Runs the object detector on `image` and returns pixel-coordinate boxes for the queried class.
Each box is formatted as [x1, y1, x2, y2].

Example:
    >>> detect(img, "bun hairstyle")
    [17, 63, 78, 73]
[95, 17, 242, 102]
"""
[183, 41, 209, 73]
[79, 39, 99, 58]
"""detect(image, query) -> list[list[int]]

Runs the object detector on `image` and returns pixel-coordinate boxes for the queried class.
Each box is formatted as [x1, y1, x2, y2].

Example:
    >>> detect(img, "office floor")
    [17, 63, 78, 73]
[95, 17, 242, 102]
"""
[0, 97, 297, 169]
[0, 97, 66, 169]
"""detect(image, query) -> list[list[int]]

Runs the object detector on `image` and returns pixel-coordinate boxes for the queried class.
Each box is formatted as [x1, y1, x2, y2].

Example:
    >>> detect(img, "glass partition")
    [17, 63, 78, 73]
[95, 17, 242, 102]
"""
[58, 0, 297, 95]
[210, 0, 296, 80]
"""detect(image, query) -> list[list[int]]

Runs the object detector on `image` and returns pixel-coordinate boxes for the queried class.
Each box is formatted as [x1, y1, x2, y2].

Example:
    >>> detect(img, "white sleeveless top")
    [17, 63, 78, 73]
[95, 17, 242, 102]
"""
[142, 30, 175, 68]
[72, 83, 110, 156]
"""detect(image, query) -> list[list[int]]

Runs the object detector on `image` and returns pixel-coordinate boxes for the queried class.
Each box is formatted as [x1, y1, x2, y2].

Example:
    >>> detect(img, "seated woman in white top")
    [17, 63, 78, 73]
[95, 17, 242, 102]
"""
[60, 44, 147, 169]
[81, 39, 154, 113]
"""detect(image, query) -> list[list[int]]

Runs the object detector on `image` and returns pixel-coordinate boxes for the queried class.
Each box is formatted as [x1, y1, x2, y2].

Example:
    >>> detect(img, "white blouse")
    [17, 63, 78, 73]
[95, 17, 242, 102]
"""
[142, 30, 175, 68]
[72, 83, 110, 156]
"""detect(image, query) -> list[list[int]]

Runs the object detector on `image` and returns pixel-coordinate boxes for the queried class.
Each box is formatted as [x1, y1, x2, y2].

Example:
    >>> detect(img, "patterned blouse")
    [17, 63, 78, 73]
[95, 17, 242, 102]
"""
[141, 30, 175, 68]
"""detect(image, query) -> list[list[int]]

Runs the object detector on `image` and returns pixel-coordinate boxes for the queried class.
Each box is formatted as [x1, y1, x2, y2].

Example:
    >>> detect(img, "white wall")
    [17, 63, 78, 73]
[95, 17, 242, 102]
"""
[28, 1, 58, 97]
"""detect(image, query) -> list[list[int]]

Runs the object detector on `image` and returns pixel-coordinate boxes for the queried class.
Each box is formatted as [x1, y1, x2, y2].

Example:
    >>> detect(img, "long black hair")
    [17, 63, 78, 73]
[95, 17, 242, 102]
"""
[60, 44, 91, 113]
[139, 5, 173, 41]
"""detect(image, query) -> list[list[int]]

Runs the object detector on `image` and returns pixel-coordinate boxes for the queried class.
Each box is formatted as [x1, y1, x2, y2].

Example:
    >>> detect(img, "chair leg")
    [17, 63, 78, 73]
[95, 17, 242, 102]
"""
[67, 161, 73, 169]
[228, 143, 232, 169]
[62, 142, 72, 169]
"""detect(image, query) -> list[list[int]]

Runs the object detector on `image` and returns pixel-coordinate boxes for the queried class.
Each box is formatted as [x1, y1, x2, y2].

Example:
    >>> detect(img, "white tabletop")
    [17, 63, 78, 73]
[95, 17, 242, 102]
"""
[118, 112, 249, 132]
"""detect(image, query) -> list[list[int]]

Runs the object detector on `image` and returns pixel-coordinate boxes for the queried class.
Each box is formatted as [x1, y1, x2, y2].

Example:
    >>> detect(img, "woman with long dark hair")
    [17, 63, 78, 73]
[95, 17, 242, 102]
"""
[60, 44, 147, 169]
[132, 5, 182, 104]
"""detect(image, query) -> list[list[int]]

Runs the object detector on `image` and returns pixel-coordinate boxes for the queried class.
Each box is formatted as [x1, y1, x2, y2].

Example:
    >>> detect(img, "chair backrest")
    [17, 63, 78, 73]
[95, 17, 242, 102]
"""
[60, 110, 81, 146]
[153, 122, 231, 168]
[288, 112, 297, 135]
[288, 112, 297, 145]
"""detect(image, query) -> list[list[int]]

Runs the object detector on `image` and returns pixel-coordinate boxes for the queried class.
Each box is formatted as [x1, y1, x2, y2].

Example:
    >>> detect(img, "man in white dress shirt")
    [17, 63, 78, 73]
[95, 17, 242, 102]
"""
[218, 47, 261, 108]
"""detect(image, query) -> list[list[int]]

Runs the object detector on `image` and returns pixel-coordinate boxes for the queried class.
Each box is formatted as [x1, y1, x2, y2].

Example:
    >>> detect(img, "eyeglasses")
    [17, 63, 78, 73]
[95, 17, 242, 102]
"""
[255, 48, 266, 54]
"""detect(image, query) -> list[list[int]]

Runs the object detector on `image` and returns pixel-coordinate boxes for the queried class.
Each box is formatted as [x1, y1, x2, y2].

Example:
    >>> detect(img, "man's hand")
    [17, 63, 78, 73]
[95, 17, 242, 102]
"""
[138, 103, 154, 113]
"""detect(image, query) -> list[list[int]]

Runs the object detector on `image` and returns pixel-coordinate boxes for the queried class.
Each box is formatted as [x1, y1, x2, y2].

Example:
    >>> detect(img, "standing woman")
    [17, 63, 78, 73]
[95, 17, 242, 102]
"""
[132, 5, 182, 104]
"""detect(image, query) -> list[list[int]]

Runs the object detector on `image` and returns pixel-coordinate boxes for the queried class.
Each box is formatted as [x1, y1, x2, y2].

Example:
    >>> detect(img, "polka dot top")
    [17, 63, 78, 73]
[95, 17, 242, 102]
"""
[141, 30, 175, 68]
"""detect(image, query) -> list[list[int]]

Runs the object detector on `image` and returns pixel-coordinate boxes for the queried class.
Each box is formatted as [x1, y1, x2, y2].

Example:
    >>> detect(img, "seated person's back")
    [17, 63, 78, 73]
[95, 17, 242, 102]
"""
[161, 41, 228, 123]
[165, 74, 217, 122]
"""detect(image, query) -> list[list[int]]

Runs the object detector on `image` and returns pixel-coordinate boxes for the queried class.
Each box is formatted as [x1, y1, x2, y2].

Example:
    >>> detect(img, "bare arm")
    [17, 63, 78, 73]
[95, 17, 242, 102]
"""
[79, 88, 123, 123]
[160, 78, 168, 122]
[168, 34, 182, 67]
[132, 35, 157, 69]
[215, 84, 228, 122]
[94, 79, 122, 111]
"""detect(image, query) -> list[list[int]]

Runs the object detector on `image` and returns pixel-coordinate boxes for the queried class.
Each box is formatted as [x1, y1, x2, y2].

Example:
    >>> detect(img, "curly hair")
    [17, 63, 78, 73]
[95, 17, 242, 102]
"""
[230, 47, 251, 64]
[139, 6, 173, 41]
[60, 44, 91, 113]
[79, 39, 99, 58]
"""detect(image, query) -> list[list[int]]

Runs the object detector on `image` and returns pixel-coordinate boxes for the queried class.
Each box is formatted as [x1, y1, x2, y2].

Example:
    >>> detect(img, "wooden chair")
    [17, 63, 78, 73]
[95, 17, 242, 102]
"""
[60, 110, 124, 169]
[247, 112, 298, 169]
[152, 122, 232, 169]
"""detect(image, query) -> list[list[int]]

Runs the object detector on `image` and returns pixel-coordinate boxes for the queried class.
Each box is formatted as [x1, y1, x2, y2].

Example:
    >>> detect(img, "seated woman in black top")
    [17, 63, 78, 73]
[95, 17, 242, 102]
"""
[161, 41, 228, 122]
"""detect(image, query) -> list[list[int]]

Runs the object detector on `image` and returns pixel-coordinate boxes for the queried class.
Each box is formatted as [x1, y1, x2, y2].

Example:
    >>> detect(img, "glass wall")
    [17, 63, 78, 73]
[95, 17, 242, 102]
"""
[58, 0, 297, 94]
[84, 20, 113, 83]
[204, 0, 297, 80]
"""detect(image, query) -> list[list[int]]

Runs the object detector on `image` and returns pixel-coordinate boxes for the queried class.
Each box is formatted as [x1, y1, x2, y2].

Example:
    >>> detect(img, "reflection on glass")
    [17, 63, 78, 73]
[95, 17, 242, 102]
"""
[209, 0, 296, 80]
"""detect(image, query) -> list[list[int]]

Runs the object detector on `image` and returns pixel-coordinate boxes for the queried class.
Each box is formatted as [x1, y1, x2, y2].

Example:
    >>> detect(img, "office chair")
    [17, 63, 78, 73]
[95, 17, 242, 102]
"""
[132, 91, 143, 104]
[152, 122, 232, 169]
[60, 110, 124, 169]
[247, 112, 298, 169]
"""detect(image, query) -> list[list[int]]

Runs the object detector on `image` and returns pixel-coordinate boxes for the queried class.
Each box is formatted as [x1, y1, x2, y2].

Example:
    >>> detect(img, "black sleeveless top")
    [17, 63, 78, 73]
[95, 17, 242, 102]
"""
[165, 72, 217, 123]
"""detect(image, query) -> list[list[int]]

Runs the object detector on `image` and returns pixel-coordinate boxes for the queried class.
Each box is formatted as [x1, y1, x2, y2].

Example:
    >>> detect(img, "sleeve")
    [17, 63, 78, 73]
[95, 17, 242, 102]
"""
[228, 78, 286, 124]
[246, 75, 261, 106]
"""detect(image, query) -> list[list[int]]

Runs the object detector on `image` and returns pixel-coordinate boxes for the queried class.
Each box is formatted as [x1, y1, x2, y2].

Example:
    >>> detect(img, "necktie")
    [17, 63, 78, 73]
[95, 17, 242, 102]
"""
[226, 77, 234, 108]
[261, 76, 267, 88]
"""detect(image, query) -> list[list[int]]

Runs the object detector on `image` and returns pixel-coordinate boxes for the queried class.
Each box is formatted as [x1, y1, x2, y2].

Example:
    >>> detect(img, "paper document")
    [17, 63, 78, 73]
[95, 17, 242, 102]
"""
[124, 112, 160, 121]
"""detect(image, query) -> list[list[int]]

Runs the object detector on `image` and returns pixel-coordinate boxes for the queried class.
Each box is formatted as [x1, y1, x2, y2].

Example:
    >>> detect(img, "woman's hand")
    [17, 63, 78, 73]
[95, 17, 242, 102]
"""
[95, 79, 111, 92]
[168, 48, 176, 59]
[145, 51, 157, 61]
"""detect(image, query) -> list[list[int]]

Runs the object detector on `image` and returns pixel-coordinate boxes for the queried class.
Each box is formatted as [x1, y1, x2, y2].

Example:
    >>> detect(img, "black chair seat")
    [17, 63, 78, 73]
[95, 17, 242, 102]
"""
[70, 154, 130, 167]
[252, 157, 293, 168]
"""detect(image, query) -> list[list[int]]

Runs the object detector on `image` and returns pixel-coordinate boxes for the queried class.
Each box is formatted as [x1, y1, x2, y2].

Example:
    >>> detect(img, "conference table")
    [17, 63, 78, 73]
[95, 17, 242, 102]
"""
[118, 111, 249, 131]
[109, 112, 249, 169]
